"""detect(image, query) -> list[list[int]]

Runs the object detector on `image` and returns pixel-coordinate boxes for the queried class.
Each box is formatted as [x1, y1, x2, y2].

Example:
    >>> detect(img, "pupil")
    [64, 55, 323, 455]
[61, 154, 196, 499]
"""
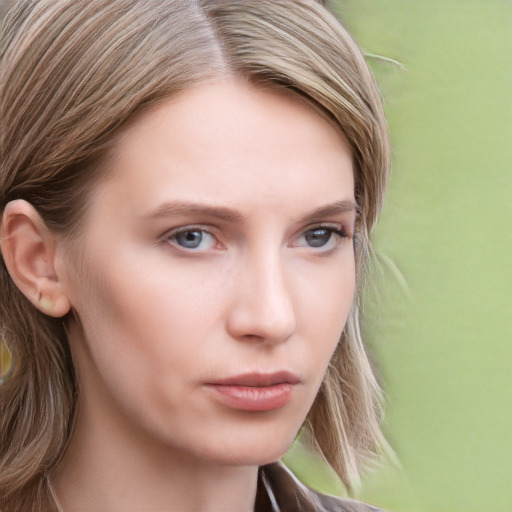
[178, 230, 202, 248]
[305, 229, 330, 248]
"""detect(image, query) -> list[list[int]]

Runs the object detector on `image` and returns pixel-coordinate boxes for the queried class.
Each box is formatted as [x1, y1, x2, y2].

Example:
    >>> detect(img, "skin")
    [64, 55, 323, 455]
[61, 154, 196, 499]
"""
[7, 80, 357, 511]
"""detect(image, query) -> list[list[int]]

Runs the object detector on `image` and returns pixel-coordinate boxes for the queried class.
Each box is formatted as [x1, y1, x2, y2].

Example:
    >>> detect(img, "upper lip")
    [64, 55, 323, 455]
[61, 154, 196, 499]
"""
[207, 371, 300, 387]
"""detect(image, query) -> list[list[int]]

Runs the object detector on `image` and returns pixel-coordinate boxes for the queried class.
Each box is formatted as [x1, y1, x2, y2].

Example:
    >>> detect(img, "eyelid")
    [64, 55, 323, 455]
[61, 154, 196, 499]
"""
[290, 222, 352, 251]
[302, 221, 351, 237]
[160, 225, 223, 251]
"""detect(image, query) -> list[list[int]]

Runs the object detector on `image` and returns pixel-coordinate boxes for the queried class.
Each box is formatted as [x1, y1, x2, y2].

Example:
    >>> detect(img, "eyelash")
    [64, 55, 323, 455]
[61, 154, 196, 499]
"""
[162, 225, 219, 252]
[161, 224, 350, 253]
[295, 225, 349, 252]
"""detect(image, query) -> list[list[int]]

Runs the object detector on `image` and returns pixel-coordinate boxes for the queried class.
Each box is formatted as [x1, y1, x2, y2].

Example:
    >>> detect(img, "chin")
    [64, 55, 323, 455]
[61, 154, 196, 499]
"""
[206, 448, 287, 468]
[195, 427, 298, 467]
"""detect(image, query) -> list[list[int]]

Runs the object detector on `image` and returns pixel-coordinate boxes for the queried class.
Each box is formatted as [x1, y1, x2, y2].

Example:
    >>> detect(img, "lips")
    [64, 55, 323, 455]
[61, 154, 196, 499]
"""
[210, 371, 300, 387]
[205, 371, 300, 411]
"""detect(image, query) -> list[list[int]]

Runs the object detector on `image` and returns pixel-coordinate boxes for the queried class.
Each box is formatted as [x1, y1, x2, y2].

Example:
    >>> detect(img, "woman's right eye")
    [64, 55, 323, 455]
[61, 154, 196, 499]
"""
[166, 228, 217, 251]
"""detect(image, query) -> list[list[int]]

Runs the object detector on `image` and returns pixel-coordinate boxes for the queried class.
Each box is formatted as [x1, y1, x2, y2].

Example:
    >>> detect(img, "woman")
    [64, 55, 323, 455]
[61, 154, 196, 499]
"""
[0, 1, 389, 511]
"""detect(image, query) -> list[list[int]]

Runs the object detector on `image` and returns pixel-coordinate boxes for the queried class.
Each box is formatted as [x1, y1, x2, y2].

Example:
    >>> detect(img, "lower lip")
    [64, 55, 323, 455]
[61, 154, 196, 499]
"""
[206, 383, 295, 411]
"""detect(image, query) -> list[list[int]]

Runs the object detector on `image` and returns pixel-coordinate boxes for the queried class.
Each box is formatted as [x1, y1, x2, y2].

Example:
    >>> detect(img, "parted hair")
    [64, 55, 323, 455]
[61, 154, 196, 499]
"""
[0, 1, 390, 510]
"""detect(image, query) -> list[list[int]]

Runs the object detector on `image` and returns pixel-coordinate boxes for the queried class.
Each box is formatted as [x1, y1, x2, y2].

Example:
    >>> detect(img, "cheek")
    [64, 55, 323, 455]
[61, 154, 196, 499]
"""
[297, 253, 355, 329]
[65, 267, 203, 436]
[295, 254, 356, 377]
[67, 253, 226, 392]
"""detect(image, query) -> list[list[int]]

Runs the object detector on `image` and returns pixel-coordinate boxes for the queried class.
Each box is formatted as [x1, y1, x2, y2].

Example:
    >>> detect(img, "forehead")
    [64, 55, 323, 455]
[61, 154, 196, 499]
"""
[92, 79, 354, 217]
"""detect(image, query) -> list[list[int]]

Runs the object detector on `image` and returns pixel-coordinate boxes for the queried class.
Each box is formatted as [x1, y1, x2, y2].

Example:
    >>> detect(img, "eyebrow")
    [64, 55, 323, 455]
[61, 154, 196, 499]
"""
[144, 202, 245, 223]
[144, 199, 358, 224]
[297, 200, 359, 224]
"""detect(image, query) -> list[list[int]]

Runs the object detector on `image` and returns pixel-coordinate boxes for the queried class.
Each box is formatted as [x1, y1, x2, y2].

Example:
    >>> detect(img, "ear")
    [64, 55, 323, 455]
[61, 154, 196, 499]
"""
[1, 200, 71, 317]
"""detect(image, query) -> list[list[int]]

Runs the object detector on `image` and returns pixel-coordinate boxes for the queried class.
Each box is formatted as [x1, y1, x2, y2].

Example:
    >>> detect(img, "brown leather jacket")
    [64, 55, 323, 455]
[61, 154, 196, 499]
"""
[255, 463, 383, 512]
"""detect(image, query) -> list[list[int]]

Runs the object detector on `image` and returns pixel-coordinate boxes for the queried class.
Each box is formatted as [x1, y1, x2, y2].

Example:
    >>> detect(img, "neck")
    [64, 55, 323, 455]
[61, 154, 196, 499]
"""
[51, 395, 258, 512]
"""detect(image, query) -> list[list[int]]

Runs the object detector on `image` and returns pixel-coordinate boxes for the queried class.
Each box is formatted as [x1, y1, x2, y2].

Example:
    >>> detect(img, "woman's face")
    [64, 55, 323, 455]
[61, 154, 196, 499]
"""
[61, 79, 356, 466]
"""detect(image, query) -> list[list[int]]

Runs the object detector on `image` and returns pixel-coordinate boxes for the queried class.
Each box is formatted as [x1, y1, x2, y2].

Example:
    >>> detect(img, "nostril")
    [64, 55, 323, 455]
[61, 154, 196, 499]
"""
[225, 290, 296, 344]
[225, 253, 297, 344]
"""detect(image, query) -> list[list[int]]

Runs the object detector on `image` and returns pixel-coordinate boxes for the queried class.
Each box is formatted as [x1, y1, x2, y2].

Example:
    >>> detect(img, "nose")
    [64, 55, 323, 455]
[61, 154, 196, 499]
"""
[225, 249, 296, 345]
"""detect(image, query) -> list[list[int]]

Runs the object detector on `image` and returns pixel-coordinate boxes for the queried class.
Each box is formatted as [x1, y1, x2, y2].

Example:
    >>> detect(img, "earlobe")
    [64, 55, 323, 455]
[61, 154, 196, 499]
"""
[1, 200, 71, 318]
[37, 294, 71, 318]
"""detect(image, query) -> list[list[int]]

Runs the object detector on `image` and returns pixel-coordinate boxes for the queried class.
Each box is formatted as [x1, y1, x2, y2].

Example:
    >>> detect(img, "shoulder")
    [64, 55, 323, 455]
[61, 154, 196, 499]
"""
[256, 462, 384, 512]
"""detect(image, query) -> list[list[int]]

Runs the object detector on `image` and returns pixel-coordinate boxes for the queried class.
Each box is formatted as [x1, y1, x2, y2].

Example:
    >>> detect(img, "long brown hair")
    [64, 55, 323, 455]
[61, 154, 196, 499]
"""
[0, 1, 390, 510]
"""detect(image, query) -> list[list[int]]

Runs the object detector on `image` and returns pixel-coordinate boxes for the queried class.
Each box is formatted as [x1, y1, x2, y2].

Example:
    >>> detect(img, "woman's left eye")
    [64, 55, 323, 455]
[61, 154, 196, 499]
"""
[297, 227, 347, 251]
[166, 228, 217, 251]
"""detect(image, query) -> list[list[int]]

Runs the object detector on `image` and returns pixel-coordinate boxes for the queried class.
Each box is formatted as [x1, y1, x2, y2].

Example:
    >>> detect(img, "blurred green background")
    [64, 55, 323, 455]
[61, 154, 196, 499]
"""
[286, 1, 512, 511]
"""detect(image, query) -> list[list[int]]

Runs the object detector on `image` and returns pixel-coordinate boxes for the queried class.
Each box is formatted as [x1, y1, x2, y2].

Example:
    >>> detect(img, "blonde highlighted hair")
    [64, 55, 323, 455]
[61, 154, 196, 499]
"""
[0, 1, 389, 510]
